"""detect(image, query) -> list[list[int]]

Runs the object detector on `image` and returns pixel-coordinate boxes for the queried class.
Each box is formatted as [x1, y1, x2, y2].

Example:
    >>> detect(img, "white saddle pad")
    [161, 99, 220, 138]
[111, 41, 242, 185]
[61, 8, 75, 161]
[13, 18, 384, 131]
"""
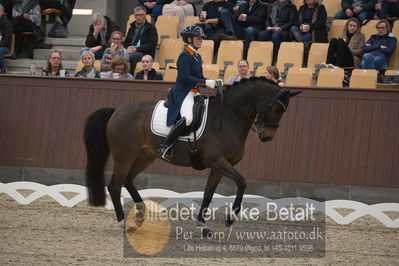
[150, 99, 209, 141]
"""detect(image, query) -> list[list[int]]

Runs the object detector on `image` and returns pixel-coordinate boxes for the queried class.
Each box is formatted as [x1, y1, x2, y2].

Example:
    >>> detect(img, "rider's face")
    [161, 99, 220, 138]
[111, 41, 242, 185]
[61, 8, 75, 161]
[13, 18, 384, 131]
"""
[191, 36, 203, 49]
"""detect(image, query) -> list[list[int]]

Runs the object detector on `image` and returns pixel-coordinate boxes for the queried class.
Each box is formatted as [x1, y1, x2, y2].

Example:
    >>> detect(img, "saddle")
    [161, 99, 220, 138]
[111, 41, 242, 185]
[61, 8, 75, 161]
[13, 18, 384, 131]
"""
[164, 89, 208, 135]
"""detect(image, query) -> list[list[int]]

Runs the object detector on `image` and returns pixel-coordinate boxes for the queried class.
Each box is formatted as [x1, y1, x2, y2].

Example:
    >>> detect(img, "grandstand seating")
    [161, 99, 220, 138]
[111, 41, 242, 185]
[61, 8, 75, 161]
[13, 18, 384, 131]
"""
[361, 20, 379, 41]
[307, 43, 329, 69]
[329, 19, 347, 40]
[254, 66, 267, 77]
[163, 63, 178, 81]
[198, 40, 214, 65]
[385, 69, 399, 75]
[285, 67, 313, 87]
[276, 42, 304, 72]
[247, 41, 273, 71]
[349, 69, 378, 88]
[203, 64, 220, 79]
[183, 16, 199, 29]
[155, 15, 179, 44]
[223, 65, 238, 83]
[316, 68, 345, 88]
[216, 40, 243, 69]
[158, 38, 184, 68]
[323, 0, 342, 17]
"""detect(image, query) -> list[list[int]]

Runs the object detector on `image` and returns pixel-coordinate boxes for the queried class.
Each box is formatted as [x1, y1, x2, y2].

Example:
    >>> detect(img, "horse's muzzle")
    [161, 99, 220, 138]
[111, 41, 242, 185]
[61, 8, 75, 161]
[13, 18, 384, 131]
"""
[259, 127, 277, 142]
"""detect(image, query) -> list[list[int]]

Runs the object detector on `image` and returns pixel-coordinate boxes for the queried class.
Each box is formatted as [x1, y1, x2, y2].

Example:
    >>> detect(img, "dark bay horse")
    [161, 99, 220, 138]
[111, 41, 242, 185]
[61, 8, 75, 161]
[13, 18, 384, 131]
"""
[84, 77, 300, 232]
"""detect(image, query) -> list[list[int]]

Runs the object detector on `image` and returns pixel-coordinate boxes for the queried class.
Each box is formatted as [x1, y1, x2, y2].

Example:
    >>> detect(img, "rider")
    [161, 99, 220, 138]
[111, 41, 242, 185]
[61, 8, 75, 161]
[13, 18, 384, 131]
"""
[158, 25, 220, 160]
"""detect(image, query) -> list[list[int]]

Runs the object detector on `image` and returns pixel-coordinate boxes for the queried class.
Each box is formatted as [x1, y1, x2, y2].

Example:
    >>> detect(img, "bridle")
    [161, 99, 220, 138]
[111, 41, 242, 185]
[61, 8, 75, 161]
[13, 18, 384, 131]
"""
[253, 88, 287, 133]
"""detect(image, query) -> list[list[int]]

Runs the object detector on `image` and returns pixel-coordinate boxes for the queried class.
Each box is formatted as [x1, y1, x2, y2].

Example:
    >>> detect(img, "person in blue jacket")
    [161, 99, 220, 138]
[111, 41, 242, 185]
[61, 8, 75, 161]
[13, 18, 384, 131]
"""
[360, 19, 397, 70]
[158, 25, 219, 160]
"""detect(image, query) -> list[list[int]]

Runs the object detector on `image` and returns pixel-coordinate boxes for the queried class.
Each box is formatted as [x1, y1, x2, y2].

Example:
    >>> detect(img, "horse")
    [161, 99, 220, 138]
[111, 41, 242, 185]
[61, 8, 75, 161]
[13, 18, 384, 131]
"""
[84, 77, 301, 233]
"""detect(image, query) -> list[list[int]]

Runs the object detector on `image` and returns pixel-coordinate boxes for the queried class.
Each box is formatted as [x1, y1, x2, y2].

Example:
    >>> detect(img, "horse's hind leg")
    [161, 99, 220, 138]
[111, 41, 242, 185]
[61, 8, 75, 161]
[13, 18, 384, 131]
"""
[124, 151, 155, 226]
[108, 158, 136, 225]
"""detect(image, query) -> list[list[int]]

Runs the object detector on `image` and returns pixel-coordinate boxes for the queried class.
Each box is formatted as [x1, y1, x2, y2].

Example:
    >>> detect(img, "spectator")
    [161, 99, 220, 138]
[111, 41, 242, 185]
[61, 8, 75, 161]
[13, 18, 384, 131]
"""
[39, 0, 76, 29]
[226, 59, 251, 84]
[162, 0, 195, 34]
[263, 65, 285, 86]
[12, 0, 41, 58]
[124, 6, 158, 75]
[361, 19, 397, 69]
[103, 55, 134, 80]
[257, 0, 297, 63]
[290, 0, 328, 43]
[326, 18, 365, 68]
[0, 0, 12, 19]
[0, 3, 13, 73]
[375, 0, 399, 19]
[81, 13, 119, 59]
[100, 31, 129, 72]
[43, 50, 69, 76]
[137, 0, 173, 22]
[334, 0, 377, 24]
[135, 54, 163, 80]
[197, 0, 235, 41]
[233, 0, 247, 12]
[74, 50, 100, 78]
[234, 0, 268, 58]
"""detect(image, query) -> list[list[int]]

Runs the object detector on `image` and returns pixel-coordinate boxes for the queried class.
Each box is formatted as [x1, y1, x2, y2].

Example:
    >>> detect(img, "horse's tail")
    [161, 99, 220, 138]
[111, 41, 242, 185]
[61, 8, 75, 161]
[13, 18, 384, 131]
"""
[84, 107, 115, 206]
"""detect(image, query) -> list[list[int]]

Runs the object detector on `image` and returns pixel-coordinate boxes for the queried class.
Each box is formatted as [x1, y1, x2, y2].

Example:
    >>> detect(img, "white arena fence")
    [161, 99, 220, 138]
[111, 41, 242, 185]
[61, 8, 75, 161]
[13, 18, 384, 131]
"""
[1, 181, 398, 228]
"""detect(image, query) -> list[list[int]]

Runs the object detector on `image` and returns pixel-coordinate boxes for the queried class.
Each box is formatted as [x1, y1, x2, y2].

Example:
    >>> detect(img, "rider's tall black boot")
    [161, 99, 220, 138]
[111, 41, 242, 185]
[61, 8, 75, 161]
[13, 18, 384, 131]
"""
[158, 117, 187, 161]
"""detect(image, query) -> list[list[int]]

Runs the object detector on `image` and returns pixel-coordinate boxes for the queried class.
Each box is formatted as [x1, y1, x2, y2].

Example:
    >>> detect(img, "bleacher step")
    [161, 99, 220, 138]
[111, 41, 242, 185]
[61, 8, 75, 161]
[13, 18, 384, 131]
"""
[43, 36, 86, 47]
[4, 58, 79, 75]
[33, 49, 81, 61]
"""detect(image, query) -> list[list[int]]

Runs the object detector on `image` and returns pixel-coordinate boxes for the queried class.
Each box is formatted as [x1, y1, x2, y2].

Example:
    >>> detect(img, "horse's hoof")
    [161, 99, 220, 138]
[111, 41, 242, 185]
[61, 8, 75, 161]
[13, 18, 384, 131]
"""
[202, 227, 214, 238]
[225, 216, 234, 227]
[118, 219, 125, 228]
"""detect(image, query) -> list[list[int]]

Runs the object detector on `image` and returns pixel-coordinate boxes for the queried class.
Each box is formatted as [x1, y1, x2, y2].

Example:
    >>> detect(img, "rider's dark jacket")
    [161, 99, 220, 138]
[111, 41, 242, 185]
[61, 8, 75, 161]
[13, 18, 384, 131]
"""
[166, 46, 206, 126]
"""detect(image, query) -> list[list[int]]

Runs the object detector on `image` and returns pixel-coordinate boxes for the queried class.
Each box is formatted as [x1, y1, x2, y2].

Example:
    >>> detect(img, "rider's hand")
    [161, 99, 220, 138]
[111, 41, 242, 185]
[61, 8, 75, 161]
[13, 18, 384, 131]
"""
[216, 79, 224, 87]
[206, 79, 216, 88]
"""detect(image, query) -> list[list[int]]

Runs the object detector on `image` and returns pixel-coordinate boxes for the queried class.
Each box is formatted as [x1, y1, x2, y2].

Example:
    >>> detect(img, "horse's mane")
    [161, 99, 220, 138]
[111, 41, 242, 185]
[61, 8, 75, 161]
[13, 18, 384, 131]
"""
[225, 76, 278, 92]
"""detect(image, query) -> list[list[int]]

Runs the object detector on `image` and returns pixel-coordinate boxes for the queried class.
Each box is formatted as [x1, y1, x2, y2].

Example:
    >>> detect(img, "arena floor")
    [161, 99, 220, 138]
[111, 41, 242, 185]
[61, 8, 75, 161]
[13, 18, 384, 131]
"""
[1, 193, 398, 265]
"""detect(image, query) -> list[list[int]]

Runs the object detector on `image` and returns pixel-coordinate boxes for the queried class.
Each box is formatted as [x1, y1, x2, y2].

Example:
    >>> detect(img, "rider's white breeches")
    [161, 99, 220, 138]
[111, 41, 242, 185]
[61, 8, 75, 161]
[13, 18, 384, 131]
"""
[180, 91, 200, 126]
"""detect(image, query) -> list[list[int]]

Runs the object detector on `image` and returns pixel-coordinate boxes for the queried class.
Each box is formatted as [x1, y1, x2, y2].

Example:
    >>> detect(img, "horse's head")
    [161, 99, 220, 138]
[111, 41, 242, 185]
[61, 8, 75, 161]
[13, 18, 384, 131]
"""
[255, 88, 301, 142]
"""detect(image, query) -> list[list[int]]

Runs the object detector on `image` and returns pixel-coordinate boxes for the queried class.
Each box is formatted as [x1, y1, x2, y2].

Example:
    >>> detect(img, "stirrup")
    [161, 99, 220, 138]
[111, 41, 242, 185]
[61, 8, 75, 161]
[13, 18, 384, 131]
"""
[158, 144, 173, 161]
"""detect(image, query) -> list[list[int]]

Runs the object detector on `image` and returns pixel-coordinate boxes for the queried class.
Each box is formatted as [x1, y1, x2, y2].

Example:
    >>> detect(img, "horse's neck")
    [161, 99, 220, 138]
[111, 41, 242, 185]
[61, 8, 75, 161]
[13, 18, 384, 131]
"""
[223, 82, 274, 135]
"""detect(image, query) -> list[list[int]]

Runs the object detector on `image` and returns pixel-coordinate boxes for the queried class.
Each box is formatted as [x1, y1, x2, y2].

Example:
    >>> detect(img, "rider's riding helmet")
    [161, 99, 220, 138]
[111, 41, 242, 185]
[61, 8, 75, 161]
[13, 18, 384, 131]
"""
[181, 25, 206, 44]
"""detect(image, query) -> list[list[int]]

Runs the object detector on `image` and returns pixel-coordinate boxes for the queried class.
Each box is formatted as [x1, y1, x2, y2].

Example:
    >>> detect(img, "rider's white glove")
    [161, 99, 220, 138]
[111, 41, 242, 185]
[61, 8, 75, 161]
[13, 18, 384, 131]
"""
[205, 79, 216, 88]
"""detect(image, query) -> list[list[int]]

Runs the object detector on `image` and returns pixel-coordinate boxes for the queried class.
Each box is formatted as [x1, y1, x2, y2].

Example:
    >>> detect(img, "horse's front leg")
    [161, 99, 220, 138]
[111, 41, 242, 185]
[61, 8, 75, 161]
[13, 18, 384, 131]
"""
[197, 169, 223, 237]
[210, 156, 247, 227]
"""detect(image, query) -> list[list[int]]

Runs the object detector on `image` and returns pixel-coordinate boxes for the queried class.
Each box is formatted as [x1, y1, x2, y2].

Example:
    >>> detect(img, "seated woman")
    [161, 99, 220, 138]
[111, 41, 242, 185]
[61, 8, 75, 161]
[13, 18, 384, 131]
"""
[12, 0, 41, 58]
[290, 0, 328, 43]
[102, 55, 133, 80]
[361, 19, 397, 70]
[100, 31, 129, 72]
[226, 59, 251, 85]
[74, 51, 100, 78]
[43, 50, 69, 76]
[263, 66, 285, 86]
[326, 18, 365, 68]
[134, 55, 163, 80]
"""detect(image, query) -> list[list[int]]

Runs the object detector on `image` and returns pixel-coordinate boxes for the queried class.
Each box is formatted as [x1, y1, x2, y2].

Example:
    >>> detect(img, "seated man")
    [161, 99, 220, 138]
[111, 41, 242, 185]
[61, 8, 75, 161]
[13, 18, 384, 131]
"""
[257, 0, 296, 63]
[137, 0, 173, 21]
[197, 0, 234, 41]
[234, 0, 267, 58]
[0, 3, 13, 73]
[360, 19, 397, 70]
[81, 13, 119, 59]
[124, 6, 158, 75]
[334, 0, 377, 24]
[375, 0, 399, 19]
[39, 0, 76, 29]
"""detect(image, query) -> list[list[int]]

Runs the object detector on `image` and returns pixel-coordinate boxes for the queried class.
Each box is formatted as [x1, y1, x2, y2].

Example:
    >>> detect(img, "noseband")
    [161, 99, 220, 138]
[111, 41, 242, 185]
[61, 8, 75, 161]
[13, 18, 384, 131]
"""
[254, 88, 287, 133]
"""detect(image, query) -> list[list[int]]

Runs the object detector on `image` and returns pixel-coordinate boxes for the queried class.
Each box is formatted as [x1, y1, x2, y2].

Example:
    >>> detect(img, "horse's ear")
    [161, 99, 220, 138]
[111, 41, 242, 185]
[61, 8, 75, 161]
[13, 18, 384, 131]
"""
[289, 90, 302, 97]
